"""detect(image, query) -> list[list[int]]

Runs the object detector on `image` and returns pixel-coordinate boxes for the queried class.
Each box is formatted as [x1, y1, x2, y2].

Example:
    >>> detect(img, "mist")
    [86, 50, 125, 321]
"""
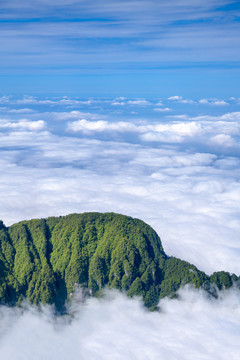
[0, 287, 239, 360]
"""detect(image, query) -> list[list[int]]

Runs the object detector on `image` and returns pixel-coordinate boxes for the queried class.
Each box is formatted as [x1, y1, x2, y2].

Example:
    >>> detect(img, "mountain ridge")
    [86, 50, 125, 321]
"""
[0, 212, 238, 312]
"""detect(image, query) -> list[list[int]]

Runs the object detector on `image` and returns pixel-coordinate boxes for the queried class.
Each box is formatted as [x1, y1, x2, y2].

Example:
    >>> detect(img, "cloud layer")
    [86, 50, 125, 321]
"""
[0, 96, 239, 276]
[0, 287, 239, 360]
[0, 95, 239, 359]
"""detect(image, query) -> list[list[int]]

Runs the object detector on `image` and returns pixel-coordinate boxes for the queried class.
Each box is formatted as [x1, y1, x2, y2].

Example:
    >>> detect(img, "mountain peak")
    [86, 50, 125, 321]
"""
[0, 213, 238, 312]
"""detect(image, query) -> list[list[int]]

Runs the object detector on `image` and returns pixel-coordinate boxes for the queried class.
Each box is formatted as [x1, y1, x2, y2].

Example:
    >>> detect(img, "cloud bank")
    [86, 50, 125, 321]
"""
[0, 97, 239, 277]
[0, 95, 239, 359]
[67, 113, 240, 147]
[0, 287, 239, 360]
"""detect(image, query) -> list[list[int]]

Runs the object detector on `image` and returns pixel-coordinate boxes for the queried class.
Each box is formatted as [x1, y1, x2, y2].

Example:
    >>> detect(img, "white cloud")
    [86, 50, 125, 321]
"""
[171, 111, 240, 124]
[115, 97, 126, 101]
[199, 99, 229, 106]
[7, 108, 34, 114]
[0, 287, 239, 360]
[179, 99, 194, 104]
[0, 96, 11, 104]
[0, 125, 239, 275]
[154, 107, 171, 112]
[68, 119, 137, 133]
[110, 97, 126, 106]
[127, 99, 151, 106]
[0, 0, 239, 76]
[140, 121, 203, 143]
[220, 112, 240, 121]
[210, 134, 235, 147]
[212, 100, 229, 106]
[168, 96, 194, 104]
[111, 101, 126, 106]
[67, 119, 205, 142]
[168, 95, 183, 101]
[52, 111, 105, 121]
[66, 116, 238, 149]
[68, 119, 108, 132]
[0, 105, 239, 278]
[0, 96, 94, 107]
[199, 99, 211, 104]
[0, 119, 45, 131]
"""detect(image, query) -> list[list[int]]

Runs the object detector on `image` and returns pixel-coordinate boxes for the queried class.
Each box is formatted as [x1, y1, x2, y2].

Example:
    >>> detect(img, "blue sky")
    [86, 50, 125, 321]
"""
[1, 0, 240, 96]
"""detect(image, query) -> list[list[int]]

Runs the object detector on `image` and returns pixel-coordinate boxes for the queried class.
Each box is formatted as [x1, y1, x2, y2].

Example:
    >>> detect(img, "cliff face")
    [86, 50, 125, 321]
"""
[0, 213, 238, 311]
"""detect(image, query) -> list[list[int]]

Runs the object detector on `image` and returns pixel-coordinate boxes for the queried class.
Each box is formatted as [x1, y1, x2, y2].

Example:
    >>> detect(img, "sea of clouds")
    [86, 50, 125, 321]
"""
[0, 95, 239, 274]
[0, 287, 240, 360]
[0, 95, 239, 359]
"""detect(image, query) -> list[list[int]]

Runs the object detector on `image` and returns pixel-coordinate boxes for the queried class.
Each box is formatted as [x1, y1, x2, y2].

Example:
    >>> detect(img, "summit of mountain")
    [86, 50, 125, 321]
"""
[0, 212, 238, 312]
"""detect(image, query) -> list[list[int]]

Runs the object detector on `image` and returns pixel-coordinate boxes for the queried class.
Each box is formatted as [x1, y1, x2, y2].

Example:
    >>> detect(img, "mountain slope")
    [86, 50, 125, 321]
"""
[0, 213, 238, 311]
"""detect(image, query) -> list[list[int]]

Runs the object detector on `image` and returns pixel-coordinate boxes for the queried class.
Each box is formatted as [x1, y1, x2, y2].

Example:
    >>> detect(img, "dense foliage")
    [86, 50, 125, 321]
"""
[0, 213, 238, 311]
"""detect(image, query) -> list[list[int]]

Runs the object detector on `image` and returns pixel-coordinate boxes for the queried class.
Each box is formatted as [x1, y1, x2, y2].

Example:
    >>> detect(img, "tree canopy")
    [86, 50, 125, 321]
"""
[0, 213, 238, 312]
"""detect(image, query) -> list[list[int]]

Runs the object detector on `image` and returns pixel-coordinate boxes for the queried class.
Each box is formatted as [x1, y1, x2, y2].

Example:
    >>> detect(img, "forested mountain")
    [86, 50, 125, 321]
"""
[0, 213, 238, 311]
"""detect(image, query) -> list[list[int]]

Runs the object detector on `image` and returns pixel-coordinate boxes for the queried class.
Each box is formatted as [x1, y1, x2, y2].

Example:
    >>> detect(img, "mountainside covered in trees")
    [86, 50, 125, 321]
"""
[0, 213, 239, 311]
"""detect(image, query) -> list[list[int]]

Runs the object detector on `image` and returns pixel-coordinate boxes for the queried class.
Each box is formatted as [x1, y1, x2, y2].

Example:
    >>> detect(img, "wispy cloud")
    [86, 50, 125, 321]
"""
[111, 98, 151, 106]
[199, 98, 229, 106]
[0, 0, 231, 21]
[168, 96, 194, 104]
[154, 107, 171, 112]
[6, 108, 34, 113]
[127, 99, 151, 106]
[0, 1, 239, 73]
[0, 95, 94, 106]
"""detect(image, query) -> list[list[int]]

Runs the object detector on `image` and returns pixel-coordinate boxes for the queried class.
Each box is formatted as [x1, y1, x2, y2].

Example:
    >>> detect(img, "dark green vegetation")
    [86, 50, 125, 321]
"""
[0, 213, 239, 311]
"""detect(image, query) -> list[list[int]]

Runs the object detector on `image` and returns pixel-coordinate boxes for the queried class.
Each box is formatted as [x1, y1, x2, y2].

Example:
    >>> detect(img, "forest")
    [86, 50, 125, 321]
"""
[0, 213, 238, 312]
